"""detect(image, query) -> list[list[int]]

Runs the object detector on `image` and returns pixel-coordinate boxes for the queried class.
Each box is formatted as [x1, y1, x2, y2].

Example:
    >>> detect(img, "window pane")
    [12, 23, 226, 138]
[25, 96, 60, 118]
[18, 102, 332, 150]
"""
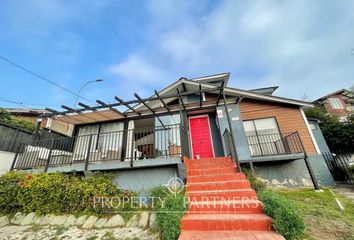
[243, 121, 256, 136]
[98, 122, 124, 158]
[328, 98, 344, 109]
[254, 118, 279, 135]
[155, 114, 181, 126]
[309, 123, 317, 130]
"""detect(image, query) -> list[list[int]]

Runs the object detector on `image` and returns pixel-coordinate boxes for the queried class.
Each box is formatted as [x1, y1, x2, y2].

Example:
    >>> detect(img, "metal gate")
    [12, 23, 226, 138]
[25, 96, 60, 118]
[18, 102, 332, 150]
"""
[323, 151, 354, 184]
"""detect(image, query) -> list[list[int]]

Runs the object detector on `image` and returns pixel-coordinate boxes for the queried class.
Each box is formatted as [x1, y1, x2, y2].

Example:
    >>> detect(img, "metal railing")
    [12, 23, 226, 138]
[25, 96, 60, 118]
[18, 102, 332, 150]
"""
[323, 151, 354, 184]
[246, 131, 304, 157]
[12, 124, 182, 170]
[223, 129, 241, 172]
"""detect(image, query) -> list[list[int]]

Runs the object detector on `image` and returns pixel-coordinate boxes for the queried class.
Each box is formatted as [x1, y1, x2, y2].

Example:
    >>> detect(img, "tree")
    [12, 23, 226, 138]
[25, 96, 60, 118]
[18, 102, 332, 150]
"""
[305, 106, 354, 150]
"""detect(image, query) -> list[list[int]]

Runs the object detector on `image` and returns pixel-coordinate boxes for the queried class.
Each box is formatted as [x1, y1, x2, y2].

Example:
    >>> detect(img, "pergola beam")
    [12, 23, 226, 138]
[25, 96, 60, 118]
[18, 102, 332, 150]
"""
[216, 82, 225, 106]
[154, 90, 170, 112]
[134, 93, 155, 113]
[61, 105, 81, 113]
[78, 102, 97, 111]
[41, 86, 223, 118]
[176, 88, 186, 110]
[134, 93, 166, 128]
[45, 108, 60, 115]
[96, 99, 126, 117]
[115, 96, 141, 115]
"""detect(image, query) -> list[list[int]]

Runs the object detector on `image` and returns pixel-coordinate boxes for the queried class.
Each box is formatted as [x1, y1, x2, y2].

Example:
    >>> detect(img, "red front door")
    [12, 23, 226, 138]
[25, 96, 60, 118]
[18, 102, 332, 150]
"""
[189, 115, 214, 159]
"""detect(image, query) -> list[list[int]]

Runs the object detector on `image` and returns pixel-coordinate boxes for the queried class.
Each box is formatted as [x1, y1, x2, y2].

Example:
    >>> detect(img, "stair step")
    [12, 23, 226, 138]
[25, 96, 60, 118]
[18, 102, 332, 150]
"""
[190, 158, 234, 165]
[186, 180, 251, 191]
[181, 213, 273, 231]
[188, 200, 263, 214]
[188, 166, 237, 176]
[179, 230, 285, 240]
[188, 162, 236, 170]
[188, 173, 246, 183]
[187, 189, 257, 201]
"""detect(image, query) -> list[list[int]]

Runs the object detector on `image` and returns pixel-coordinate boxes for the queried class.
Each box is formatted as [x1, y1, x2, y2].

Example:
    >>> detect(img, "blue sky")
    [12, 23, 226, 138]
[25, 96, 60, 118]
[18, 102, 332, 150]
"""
[0, 0, 353, 110]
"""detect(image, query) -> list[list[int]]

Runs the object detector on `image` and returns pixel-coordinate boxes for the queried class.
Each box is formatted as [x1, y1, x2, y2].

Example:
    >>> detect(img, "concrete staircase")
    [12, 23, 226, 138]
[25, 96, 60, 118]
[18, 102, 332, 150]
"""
[179, 157, 285, 240]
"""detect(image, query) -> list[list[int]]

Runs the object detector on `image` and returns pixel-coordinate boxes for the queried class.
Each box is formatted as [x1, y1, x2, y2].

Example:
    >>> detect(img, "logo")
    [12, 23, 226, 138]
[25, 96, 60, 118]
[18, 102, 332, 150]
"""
[163, 173, 185, 195]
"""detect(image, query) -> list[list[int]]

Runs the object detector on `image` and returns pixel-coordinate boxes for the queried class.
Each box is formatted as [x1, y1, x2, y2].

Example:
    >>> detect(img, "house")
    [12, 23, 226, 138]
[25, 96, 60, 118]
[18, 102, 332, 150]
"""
[314, 88, 354, 122]
[5, 108, 49, 124]
[11, 73, 334, 191]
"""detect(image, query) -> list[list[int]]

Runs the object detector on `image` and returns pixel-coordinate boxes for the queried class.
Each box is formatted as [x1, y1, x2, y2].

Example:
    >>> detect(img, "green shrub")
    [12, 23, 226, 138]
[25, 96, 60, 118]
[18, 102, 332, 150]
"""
[0, 172, 136, 216]
[258, 191, 305, 240]
[150, 187, 187, 240]
[0, 172, 27, 214]
[243, 168, 267, 193]
[0, 108, 37, 132]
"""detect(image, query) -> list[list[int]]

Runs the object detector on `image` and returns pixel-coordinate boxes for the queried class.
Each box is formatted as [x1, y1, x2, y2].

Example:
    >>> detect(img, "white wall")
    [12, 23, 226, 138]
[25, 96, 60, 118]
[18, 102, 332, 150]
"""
[0, 151, 15, 175]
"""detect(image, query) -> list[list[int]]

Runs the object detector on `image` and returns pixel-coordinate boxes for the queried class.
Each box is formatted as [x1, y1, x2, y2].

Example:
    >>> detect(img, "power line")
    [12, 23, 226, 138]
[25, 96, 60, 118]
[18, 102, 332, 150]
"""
[0, 55, 94, 104]
[0, 96, 31, 108]
[0, 99, 60, 107]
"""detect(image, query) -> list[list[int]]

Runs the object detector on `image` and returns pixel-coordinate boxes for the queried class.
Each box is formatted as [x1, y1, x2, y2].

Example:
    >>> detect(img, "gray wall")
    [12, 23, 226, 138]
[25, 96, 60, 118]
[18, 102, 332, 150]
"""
[253, 155, 334, 188]
[308, 154, 335, 186]
[0, 150, 15, 175]
[208, 113, 224, 157]
[111, 165, 178, 196]
[253, 159, 314, 188]
[216, 104, 251, 161]
[308, 120, 331, 153]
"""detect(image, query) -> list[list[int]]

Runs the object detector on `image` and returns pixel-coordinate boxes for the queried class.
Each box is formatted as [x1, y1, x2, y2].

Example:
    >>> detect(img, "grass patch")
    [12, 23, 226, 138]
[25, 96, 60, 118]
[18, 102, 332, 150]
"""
[86, 236, 98, 240]
[55, 226, 68, 236]
[28, 224, 42, 232]
[274, 188, 354, 240]
[102, 231, 116, 240]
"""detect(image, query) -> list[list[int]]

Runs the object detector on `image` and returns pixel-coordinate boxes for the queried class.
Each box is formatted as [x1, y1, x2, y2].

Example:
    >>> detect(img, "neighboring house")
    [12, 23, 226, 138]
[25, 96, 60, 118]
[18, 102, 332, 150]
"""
[6, 108, 49, 124]
[11, 73, 334, 191]
[314, 89, 354, 122]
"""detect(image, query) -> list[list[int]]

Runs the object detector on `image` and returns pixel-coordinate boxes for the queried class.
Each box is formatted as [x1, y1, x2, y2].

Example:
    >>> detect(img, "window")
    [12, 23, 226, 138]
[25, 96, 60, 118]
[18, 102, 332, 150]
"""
[74, 122, 124, 160]
[243, 118, 280, 136]
[155, 114, 181, 157]
[243, 117, 285, 156]
[328, 98, 344, 109]
[309, 122, 317, 130]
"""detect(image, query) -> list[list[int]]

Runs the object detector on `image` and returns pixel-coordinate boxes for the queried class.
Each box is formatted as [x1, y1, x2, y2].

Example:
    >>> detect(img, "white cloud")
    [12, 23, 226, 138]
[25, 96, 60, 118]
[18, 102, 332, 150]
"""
[109, 0, 354, 100]
[107, 54, 171, 97]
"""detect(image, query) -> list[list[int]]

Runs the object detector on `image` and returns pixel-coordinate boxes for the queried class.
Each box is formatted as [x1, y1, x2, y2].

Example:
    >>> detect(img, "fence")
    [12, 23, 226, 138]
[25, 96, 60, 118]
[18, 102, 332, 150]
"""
[323, 150, 354, 184]
[246, 131, 304, 157]
[0, 122, 64, 153]
[13, 124, 183, 170]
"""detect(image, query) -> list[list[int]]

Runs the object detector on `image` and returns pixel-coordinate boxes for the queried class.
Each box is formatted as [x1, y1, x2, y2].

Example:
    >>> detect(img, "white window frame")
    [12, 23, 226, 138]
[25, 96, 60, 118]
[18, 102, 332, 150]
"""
[328, 98, 344, 109]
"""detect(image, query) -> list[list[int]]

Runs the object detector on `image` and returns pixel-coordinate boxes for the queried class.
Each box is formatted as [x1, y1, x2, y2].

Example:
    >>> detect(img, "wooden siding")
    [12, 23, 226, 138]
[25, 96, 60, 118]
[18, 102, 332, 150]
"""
[239, 99, 317, 155]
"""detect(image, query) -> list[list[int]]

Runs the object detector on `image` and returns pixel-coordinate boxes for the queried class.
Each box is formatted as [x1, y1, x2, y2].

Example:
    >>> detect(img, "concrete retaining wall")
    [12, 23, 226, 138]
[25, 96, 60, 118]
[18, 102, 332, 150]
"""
[111, 165, 178, 195]
[253, 154, 334, 188]
[253, 159, 314, 188]
[0, 151, 14, 175]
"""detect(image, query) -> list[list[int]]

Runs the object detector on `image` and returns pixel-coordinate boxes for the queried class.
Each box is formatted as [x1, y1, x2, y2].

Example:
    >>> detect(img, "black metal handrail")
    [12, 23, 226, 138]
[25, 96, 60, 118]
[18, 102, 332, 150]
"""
[12, 124, 182, 170]
[246, 131, 304, 157]
[223, 129, 241, 172]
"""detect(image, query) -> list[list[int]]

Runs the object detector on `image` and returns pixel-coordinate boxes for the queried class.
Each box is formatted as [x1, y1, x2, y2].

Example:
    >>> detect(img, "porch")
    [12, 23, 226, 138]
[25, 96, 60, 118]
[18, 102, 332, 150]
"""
[12, 123, 305, 172]
[12, 123, 187, 172]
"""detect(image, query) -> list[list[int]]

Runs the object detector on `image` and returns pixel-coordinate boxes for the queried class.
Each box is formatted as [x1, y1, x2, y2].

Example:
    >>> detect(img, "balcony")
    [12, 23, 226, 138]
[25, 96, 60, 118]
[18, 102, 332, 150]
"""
[246, 132, 305, 162]
[12, 124, 184, 171]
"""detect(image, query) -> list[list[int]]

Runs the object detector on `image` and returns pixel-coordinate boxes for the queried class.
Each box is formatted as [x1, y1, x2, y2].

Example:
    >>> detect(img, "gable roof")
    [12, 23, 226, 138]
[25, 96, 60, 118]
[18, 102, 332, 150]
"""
[314, 88, 354, 102]
[132, 74, 312, 112]
[248, 86, 279, 95]
[52, 73, 313, 125]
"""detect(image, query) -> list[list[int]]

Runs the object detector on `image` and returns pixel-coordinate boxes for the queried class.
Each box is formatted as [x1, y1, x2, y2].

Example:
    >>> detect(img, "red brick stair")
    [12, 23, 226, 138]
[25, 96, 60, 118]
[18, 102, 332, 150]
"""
[179, 157, 285, 240]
